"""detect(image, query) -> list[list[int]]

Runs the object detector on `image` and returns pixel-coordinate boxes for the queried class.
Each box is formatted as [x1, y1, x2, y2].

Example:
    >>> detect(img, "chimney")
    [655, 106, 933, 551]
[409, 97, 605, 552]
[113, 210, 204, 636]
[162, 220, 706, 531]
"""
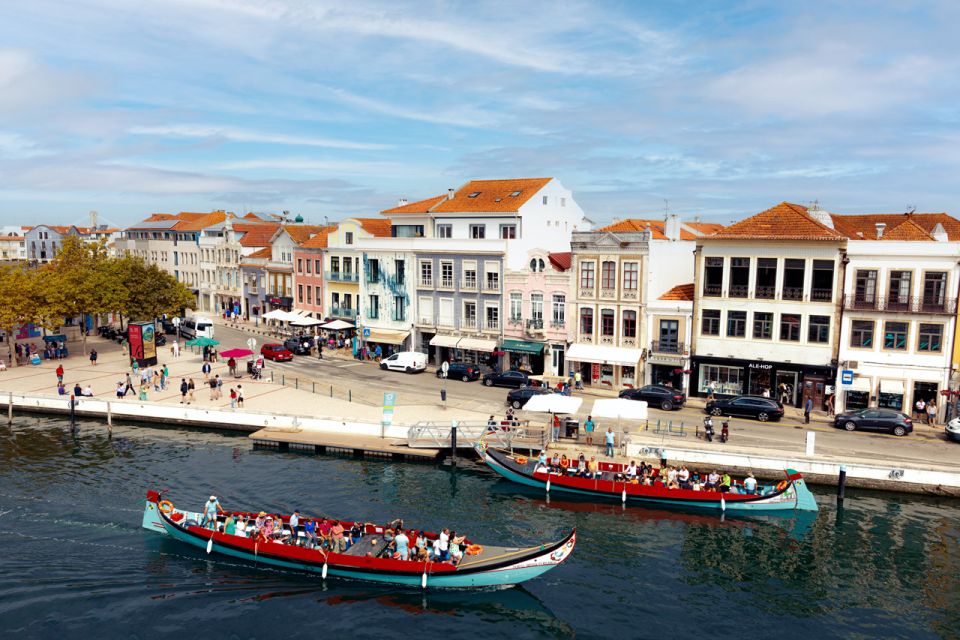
[875, 222, 886, 239]
[89, 210, 98, 230]
[447, 188, 455, 200]
[664, 213, 681, 241]
[397, 198, 408, 207]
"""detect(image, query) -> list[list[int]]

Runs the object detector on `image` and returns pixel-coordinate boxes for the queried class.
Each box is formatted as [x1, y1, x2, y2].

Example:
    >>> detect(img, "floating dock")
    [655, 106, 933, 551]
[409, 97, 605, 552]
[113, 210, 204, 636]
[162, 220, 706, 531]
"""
[250, 427, 441, 461]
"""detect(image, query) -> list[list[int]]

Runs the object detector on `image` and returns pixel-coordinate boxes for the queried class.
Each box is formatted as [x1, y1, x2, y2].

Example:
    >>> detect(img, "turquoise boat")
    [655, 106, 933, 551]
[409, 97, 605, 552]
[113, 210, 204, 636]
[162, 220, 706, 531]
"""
[477, 445, 819, 514]
[142, 491, 575, 589]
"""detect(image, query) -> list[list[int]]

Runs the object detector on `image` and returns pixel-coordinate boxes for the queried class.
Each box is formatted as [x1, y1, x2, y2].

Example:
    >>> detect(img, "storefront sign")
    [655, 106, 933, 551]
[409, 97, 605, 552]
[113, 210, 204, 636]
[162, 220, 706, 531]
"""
[841, 369, 854, 385]
[748, 362, 773, 370]
[591, 363, 600, 381]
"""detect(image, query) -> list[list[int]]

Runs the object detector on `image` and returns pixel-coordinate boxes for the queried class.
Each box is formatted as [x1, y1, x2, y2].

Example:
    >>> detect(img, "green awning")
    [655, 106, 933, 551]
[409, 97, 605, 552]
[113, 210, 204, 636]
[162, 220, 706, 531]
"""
[502, 339, 545, 355]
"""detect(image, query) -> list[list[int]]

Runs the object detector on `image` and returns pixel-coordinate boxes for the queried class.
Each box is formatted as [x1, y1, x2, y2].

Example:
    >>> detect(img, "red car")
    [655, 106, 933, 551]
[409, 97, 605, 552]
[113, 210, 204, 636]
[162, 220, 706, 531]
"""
[260, 344, 293, 362]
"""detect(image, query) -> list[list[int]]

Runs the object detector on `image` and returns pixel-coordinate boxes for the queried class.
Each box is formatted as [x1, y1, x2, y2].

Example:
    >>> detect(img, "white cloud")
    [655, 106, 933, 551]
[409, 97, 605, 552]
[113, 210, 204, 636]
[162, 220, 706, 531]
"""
[128, 123, 393, 150]
[0, 48, 92, 117]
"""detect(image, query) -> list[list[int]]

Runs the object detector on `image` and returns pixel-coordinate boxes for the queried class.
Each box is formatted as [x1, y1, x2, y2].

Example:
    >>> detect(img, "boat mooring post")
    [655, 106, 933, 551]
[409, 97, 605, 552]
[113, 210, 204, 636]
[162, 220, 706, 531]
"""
[69, 394, 76, 430]
[837, 464, 847, 506]
[106, 400, 113, 437]
[450, 421, 458, 466]
[7, 391, 12, 424]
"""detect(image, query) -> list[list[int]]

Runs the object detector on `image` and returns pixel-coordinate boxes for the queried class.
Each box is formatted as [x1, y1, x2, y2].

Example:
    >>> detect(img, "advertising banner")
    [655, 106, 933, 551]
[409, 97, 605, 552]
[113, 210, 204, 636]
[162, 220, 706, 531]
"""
[129, 321, 158, 367]
[128, 323, 144, 361]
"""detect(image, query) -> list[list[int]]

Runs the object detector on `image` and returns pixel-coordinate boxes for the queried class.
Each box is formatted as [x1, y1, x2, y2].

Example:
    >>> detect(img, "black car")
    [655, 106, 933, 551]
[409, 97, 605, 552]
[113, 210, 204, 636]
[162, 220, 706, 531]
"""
[160, 319, 178, 334]
[506, 386, 554, 409]
[619, 385, 686, 411]
[482, 370, 530, 388]
[283, 337, 313, 355]
[436, 362, 481, 382]
[155, 333, 167, 347]
[834, 409, 913, 436]
[705, 395, 785, 422]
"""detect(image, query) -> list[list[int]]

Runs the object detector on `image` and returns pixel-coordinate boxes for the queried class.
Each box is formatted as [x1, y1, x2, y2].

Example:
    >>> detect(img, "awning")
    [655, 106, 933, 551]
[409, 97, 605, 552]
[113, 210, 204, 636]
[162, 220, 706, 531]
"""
[262, 309, 288, 321]
[590, 398, 648, 421]
[522, 394, 583, 415]
[502, 339, 545, 355]
[429, 335, 461, 348]
[457, 337, 497, 352]
[365, 329, 410, 345]
[319, 319, 354, 331]
[848, 377, 872, 393]
[290, 317, 323, 327]
[566, 343, 643, 367]
[880, 379, 905, 395]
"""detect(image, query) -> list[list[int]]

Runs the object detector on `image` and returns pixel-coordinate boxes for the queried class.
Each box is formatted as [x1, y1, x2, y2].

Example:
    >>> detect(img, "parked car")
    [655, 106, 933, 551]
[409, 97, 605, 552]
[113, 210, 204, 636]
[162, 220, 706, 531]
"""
[482, 370, 530, 388]
[619, 385, 686, 411]
[283, 337, 313, 355]
[260, 344, 293, 362]
[160, 319, 177, 334]
[705, 395, 785, 422]
[155, 333, 167, 347]
[834, 409, 913, 436]
[506, 386, 554, 409]
[436, 361, 481, 382]
[946, 417, 960, 443]
[379, 351, 427, 373]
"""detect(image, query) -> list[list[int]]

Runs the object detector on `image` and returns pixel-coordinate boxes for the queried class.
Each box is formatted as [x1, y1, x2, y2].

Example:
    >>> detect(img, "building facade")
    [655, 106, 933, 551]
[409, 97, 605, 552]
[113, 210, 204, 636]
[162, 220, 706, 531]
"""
[293, 226, 335, 318]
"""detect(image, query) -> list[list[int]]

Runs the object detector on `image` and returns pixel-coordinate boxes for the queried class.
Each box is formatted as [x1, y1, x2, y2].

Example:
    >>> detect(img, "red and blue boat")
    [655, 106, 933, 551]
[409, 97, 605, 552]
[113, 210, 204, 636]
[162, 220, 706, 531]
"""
[477, 445, 819, 514]
[142, 490, 575, 589]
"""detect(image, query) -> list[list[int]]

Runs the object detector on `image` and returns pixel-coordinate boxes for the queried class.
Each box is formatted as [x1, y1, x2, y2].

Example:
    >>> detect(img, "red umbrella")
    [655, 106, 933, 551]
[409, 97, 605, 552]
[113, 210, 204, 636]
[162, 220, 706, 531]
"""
[220, 348, 254, 358]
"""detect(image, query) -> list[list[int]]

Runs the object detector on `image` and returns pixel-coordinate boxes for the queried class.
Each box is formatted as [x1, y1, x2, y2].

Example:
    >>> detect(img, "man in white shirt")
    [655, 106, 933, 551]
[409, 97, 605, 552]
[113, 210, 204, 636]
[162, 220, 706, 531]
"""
[435, 528, 450, 562]
[743, 473, 758, 494]
[624, 461, 638, 479]
[289, 510, 300, 545]
[82, 385, 94, 397]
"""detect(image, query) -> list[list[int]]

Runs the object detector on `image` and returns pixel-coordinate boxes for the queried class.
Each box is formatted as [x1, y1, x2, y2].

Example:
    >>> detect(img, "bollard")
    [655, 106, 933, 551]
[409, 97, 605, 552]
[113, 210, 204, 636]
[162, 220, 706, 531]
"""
[69, 394, 76, 429]
[312, 381, 315, 394]
[295, 377, 299, 390]
[107, 400, 113, 437]
[837, 464, 847, 506]
[330, 385, 333, 398]
[282, 374, 285, 386]
[348, 389, 352, 402]
[450, 423, 458, 466]
[7, 391, 12, 424]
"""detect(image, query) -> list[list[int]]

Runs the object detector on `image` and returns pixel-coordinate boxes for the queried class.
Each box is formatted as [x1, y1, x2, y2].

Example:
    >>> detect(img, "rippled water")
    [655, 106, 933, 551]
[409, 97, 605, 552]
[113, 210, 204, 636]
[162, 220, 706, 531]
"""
[1, 416, 959, 639]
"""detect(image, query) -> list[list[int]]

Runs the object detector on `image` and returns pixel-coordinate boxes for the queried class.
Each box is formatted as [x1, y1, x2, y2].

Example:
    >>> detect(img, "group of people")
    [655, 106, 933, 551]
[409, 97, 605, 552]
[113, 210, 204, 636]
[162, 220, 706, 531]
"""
[201, 498, 468, 564]
[914, 398, 939, 425]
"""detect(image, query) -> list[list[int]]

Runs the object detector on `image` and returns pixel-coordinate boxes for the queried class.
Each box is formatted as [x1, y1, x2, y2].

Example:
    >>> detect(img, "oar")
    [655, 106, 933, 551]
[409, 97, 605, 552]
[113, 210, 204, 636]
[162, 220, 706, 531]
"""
[207, 531, 214, 553]
[422, 560, 431, 589]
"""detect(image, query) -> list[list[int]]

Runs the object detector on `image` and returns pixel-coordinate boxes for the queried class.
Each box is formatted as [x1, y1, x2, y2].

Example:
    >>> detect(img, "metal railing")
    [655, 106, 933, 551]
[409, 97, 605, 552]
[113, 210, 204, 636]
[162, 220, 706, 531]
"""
[407, 420, 540, 451]
[843, 295, 957, 314]
[418, 277, 433, 288]
[782, 286, 804, 301]
[650, 340, 684, 354]
[702, 284, 722, 296]
[729, 284, 748, 298]
[755, 285, 775, 299]
[811, 288, 833, 301]
[526, 318, 543, 330]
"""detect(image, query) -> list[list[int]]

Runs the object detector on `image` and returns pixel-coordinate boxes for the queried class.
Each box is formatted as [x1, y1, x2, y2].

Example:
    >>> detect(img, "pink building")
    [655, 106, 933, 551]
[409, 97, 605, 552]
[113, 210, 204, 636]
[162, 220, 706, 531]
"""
[292, 226, 336, 317]
[502, 250, 572, 376]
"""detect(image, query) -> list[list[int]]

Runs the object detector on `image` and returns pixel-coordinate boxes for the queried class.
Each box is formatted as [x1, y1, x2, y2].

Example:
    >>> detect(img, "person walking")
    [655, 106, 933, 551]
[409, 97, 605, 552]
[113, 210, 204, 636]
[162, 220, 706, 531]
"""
[574, 370, 582, 390]
[161, 364, 168, 390]
[201, 361, 211, 380]
[826, 393, 835, 416]
[927, 399, 937, 426]
[605, 427, 616, 458]
[55, 364, 64, 384]
[229, 387, 237, 409]
[317, 340, 323, 360]
[584, 415, 595, 446]
[803, 396, 813, 424]
[187, 378, 196, 403]
[180, 378, 189, 404]
[914, 398, 926, 421]
[124, 373, 135, 397]
[215, 374, 223, 400]
[209, 376, 217, 400]
[172, 340, 180, 358]
[707, 380, 717, 402]
[89, 349, 98, 367]
[237, 385, 244, 407]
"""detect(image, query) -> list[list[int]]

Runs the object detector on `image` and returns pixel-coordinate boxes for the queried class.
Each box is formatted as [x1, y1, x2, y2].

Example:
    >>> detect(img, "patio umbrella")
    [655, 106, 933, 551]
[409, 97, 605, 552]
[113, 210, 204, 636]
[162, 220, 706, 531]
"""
[522, 394, 583, 414]
[591, 398, 648, 450]
[290, 317, 323, 327]
[319, 319, 354, 330]
[262, 309, 287, 321]
[219, 348, 254, 358]
[186, 337, 220, 347]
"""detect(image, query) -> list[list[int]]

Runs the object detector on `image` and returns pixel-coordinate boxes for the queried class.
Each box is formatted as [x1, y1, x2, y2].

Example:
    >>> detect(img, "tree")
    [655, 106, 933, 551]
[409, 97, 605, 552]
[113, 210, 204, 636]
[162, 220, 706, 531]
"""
[115, 255, 195, 321]
[0, 266, 53, 367]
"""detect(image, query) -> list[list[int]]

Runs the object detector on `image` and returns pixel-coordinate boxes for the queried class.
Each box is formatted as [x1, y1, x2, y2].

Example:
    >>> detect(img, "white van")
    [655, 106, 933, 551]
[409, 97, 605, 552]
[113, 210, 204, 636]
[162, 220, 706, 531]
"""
[379, 351, 427, 373]
[179, 317, 215, 340]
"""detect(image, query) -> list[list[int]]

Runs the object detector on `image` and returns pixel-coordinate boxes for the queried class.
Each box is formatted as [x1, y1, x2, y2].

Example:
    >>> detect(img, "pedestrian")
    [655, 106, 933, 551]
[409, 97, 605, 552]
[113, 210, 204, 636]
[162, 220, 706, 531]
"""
[116, 381, 125, 399]
[605, 427, 615, 457]
[139, 384, 148, 401]
[826, 393, 835, 416]
[317, 340, 323, 360]
[172, 340, 180, 357]
[803, 396, 813, 424]
[227, 357, 237, 377]
[374, 344, 382, 362]
[552, 413, 561, 441]
[201, 361, 211, 380]
[574, 370, 582, 390]
[927, 399, 937, 426]
[132, 358, 139, 376]
[215, 374, 223, 400]
[152, 369, 160, 392]
[707, 380, 717, 402]
[209, 376, 217, 400]
[229, 387, 237, 409]
[89, 349, 98, 367]
[237, 385, 244, 407]
[188, 378, 196, 403]
[180, 378, 189, 404]
[161, 364, 168, 390]
[584, 415, 595, 445]
[55, 364, 64, 384]
[124, 373, 135, 397]
[914, 397, 926, 421]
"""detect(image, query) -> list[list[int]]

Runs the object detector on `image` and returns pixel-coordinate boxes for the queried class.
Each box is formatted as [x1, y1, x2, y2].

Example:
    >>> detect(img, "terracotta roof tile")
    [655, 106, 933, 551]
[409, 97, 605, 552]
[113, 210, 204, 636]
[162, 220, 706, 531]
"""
[600, 218, 724, 240]
[659, 283, 694, 301]
[712, 202, 844, 240]
[381, 195, 447, 215]
[828, 212, 960, 241]
[430, 178, 552, 213]
[237, 223, 281, 248]
[354, 218, 393, 237]
[685, 222, 725, 236]
[174, 211, 227, 231]
[548, 251, 571, 271]
[300, 225, 338, 249]
[281, 224, 328, 246]
[881, 219, 935, 241]
[246, 247, 272, 259]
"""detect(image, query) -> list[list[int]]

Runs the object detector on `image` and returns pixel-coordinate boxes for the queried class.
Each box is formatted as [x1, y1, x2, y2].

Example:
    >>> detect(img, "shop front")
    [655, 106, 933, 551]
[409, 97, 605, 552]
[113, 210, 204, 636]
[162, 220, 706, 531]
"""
[451, 337, 499, 368]
[502, 339, 546, 375]
[362, 328, 410, 359]
[428, 334, 459, 365]
[566, 343, 643, 389]
[647, 351, 689, 392]
[266, 296, 293, 312]
[843, 376, 871, 411]
[691, 356, 835, 409]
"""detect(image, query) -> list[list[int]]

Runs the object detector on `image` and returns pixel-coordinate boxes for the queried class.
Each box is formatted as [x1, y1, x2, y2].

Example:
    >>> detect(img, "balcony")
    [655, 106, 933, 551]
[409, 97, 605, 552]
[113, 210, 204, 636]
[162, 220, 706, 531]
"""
[843, 295, 957, 315]
[550, 320, 566, 329]
[485, 319, 500, 331]
[461, 279, 477, 291]
[484, 280, 500, 292]
[439, 278, 454, 289]
[417, 314, 435, 326]
[327, 271, 341, 281]
[418, 277, 433, 289]
[755, 285, 775, 299]
[729, 285, 748, 298]
[781, 287, 804, 301]
[651, 340, 685, 354]
[330, 306, 357, 319]
[702, 284, 722, 297]
[526, 318, 544, 330]
[463, 318, 479, 331]
[508, 316, 523, 327]
[811, 288, 833, 302]
[341, 273, 358, 282]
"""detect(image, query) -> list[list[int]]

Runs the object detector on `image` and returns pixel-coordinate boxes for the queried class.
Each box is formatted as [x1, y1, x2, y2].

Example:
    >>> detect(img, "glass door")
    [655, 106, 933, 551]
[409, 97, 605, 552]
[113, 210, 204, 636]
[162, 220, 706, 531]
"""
[658, 319, 679, 352]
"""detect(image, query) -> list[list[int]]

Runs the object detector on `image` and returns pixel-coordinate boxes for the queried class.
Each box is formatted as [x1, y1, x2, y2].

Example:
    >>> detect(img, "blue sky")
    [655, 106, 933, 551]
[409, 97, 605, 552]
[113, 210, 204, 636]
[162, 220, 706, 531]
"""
[1, 1, 958, 228]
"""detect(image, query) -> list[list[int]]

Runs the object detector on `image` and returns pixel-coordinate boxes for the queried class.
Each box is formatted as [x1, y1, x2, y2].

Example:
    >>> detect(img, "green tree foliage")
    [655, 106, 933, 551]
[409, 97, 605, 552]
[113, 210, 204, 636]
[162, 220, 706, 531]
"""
[0, 266, 49, 367]
[116, 254, 195, 321]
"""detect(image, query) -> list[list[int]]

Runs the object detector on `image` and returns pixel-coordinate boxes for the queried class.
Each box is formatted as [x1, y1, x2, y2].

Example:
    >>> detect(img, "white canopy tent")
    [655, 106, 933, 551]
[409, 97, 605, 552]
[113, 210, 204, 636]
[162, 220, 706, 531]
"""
[590, 398, 649, 455]
[522, 394, 583, 415]
[319, 319, 355, 331]
[290, 317, 323, 327]
[262, 309, 288, 321]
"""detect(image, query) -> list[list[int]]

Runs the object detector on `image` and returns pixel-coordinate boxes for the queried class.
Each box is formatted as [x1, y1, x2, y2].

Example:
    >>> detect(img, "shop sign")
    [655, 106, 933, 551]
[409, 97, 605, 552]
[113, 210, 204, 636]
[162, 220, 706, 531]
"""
[749, 362, 773, 370]
[841, 370, 854, 385]
[591, 363, 600, 381]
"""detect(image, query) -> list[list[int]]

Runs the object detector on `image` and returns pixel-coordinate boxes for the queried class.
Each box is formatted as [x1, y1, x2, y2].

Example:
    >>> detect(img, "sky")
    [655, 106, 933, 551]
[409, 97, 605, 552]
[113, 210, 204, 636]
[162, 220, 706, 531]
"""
[1, 1, 958, 229]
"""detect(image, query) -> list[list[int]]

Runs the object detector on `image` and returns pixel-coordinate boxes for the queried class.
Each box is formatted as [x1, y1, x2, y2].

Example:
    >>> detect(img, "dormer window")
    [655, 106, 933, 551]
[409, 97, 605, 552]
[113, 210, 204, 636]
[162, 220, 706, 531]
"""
[529, 257, 546, 272]
[468, 191, 481, 198]
[509, 190, 522, 197]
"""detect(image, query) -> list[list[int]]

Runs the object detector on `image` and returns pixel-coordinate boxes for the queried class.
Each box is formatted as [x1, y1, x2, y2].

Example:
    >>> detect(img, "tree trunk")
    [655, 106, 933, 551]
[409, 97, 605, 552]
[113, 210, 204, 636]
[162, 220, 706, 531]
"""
[6, 333, 15, 368]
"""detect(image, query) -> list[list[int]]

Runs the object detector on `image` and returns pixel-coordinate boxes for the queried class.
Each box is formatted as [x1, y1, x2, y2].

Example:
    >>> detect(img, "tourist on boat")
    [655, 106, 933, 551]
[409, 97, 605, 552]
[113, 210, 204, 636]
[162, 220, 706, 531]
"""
[415, 546, 430, 562]
[303, 519, 317, 548]
[330, 521, 346, 553]
[534, 460, 549, 474]
[720, 472, 732, 493]
[318, 519, 332, 550]
[394, 528, 410, 560]
[743, 473, 758, 495]
[587, 457, 600, 478]
[559, 454, 570, 473]
[289, 510, 300, 544]
[349, 522, 363, 548]
[550, 452, 560, 472]
[537, 450, 548, 467]
[415, 531, 428, 557]
[434, 528, 450, 562]
[678, 466, 691, 489]
[202, 496, 221, 530]
[706, 471, 720, 491]
[254, 511, 266, 531]
[667, 467, 680, 489]
[223, 515, 236, 535]
[605, 427, 615, 457]
[576, 454, 587, 477]
[236, 517, 247, 538]
[450, 531, 466, 564]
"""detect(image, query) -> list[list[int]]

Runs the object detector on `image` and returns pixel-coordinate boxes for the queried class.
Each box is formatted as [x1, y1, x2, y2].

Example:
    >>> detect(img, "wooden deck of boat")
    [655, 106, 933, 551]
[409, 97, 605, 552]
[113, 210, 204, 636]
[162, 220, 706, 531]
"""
[249, 427, 441, 461]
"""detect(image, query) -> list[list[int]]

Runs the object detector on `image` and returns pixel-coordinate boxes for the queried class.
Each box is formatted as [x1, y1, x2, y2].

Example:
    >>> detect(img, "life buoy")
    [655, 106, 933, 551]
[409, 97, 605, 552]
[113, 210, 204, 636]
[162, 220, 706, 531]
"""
[516, 456, 528, 465]
[158, 500, 174, 514]
[775, 480, 789, 492]
[466, 544, 483, 556]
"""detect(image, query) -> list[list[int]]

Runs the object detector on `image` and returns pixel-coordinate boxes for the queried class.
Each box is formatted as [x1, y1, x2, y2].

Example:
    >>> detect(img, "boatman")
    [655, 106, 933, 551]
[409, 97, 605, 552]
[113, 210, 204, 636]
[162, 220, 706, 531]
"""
[394, 528, 410, 561]
[202, 495, 222, 530]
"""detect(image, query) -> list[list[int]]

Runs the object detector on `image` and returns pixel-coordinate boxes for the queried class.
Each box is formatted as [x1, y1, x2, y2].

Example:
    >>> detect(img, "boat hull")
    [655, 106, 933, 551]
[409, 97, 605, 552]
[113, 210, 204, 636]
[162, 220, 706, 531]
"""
[479, 446, 818, 514]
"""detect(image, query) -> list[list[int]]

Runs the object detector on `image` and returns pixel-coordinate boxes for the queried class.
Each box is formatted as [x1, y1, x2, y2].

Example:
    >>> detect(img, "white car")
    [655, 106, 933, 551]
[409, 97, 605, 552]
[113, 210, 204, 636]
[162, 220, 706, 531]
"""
[946, 417, 960, 443]
[379, 351, 427, 373]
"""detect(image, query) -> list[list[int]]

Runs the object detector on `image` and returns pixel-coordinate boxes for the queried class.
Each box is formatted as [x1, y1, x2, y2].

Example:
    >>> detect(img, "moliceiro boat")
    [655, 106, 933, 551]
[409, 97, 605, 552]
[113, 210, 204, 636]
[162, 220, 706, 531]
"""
[142, 491, 575, 588]
[477, 446, 819, 513]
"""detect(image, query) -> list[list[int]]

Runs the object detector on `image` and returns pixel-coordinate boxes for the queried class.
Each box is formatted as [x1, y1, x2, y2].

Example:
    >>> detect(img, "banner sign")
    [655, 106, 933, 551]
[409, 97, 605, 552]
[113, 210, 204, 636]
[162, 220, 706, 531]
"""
[382, 391, 396, 428]
[129, 321, 158, 366]
[128, 323, 144, 361]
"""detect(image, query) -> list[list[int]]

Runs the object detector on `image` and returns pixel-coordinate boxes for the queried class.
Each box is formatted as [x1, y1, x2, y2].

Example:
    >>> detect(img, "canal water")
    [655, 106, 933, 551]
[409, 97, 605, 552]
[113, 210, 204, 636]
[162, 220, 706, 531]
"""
[1, 416, 958, 639]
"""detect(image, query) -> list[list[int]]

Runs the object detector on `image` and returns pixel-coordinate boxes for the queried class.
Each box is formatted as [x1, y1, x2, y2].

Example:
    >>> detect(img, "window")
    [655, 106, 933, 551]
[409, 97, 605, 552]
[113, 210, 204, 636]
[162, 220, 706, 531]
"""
[855, 270, 878, 306]
[730, 258, 750, 297]
[368, 295, 379, 319]
[580, 261, 595, 289]
[622, 310, 636, 338]
[701, 309, 721, 336]
[437, 224, 452, 239]
[808, 315, 830, 343]
[420, 261, 432, 287]
[703, 257, 723, 296]
[918, 324, 943, 352]
[468, 191, 481, 198]
[297, 284, 304, 303]
[314, 259, 320, 274]
[367, 259, 380, 284]
[811, 260, 834, 301]
[782, 259, 805, 301]
[509, 293, 522, 320]
[470, 224, 486, 239]
[887, 271, 912, 309]
[727, 311, 747, 338]
[699, 364, 743, 395]
[851, 320, 875, 348]
[463, 263, 477, 289]
[601, 261, 616, 289]
[883, 321, 908, 350]
[315, 286, 321, 305]
[464, 302, 477, 328]
[780, 313, 801, 341]
[500, 224, 517, 239]
[600, 309, 615, 336]
[542, 195, 548, 205]
[305, 259, 312, 274]
[552, 294, 565, 325]
[530, 258, 546, 272]
[622, 262, 638, 290]
[922, 272, 947, 311]
[440, 261, 453, 288]
[296, 258, 303, 273]
[561, 197, 566, 207]
[395, 260, 405, 285]
[485, 271, 499, 291]
[330, 256, 340, 275]
[755, 258, 777, 299]
[345, 232, 353, 245]
[580, 308, 594, 335]
[530, 293, 543, 322]
[509, 190, 521, 197]
[392, 224, 424, 238]
[485, 305, 499, 330]
[753, 312, 773, 339]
